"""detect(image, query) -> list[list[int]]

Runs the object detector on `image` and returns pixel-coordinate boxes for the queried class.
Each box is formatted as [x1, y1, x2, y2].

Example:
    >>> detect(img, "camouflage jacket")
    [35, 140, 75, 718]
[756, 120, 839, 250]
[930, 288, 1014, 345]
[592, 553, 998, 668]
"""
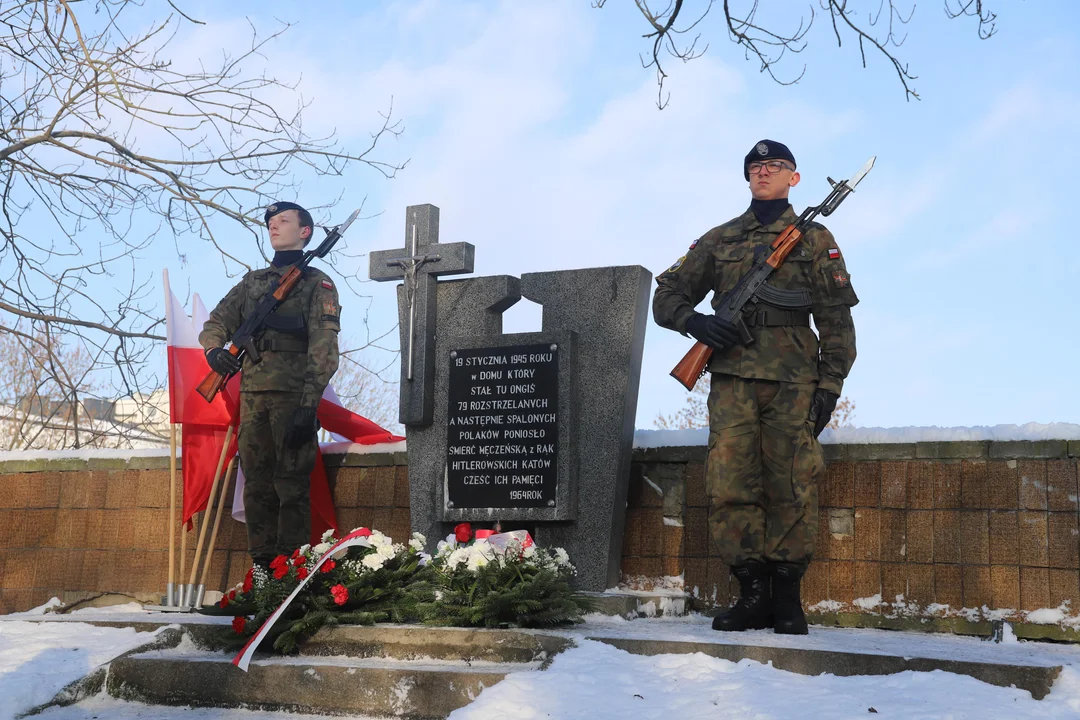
[652, 206, 858, 395]
[200, 263, 341, 408]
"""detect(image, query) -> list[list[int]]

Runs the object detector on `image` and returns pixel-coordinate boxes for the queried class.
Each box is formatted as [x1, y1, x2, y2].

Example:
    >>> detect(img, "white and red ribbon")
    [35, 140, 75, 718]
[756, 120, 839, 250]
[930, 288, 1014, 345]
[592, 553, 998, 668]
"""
[232, 527, 373, 672]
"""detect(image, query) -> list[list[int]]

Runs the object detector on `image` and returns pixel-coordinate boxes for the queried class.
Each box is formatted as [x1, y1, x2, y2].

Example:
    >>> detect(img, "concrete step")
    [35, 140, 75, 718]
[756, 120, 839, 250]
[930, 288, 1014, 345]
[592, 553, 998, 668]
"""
[106, 650, 537, 719]
[585, 634, 1063, 700]
[99, 625, 570, 719]
[299, 624, 570, 664]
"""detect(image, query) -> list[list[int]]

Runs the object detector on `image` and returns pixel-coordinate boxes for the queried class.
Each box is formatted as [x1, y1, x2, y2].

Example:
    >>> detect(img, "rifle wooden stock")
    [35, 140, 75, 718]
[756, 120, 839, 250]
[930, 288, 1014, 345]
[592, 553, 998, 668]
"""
[670, 341, 713, 391]
[196, 345, 241, 402]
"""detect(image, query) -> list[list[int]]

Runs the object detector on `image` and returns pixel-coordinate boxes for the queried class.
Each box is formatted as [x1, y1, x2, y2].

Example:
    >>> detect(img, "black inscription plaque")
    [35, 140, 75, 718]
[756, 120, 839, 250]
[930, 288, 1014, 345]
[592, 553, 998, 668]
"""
[446, 343, 559, 508]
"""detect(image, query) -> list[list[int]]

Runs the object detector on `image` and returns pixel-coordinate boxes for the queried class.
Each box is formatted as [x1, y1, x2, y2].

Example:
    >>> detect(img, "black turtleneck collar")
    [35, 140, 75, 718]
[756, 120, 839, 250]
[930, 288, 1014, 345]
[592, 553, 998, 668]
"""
[271, 250, 304, 268]
[749, 198, 791, 227]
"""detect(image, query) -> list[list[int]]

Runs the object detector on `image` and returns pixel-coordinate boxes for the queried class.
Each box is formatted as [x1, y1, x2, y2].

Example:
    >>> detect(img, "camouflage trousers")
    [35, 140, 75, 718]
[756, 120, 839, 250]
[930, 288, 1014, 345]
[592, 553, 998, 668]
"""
[238, 391, 317, 564]
[705, 373, 825, 571]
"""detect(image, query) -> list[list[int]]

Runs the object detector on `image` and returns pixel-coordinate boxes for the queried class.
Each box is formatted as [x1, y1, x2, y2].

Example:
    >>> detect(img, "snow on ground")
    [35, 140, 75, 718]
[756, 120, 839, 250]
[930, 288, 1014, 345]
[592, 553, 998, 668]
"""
[9, 605, 1080, 719]
[0, 618, 160, 719]
[448, 639, 1080, 719]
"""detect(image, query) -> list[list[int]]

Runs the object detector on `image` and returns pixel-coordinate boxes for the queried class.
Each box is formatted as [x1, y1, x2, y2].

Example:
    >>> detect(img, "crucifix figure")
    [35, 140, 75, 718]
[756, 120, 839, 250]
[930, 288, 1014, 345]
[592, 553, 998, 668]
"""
[369, 204, 474, 426]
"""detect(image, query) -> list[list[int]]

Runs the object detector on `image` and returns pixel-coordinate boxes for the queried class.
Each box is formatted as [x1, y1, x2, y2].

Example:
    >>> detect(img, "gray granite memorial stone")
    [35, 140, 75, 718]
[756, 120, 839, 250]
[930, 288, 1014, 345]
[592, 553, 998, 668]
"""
[370, 204, 652, 591]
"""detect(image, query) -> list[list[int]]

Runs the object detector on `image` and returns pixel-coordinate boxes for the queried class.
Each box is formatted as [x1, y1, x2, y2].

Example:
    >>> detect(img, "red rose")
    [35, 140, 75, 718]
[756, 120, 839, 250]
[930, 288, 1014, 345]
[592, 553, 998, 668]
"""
[291, 548, 301, 560]
[320, 560, 336, 573]
[243, 567, 254, 593]
[292, 555, 306, 568]
[296, 567, 310, 581]
[273, 563, 289, 580]
[454, 523, 472, 543]
[232, 616, 247, 634]
[331, 584, 349, 606]
[227, 589, 237, 601]
[218, 596, 229, 608]
[269, 555, 288, 572]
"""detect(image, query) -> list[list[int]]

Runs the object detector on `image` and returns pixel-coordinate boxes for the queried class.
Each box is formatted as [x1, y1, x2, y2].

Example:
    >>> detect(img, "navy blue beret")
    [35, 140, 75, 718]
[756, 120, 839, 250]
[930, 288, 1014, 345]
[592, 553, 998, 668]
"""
[263, 201, 308, 226]
[744, 140, 796, 180]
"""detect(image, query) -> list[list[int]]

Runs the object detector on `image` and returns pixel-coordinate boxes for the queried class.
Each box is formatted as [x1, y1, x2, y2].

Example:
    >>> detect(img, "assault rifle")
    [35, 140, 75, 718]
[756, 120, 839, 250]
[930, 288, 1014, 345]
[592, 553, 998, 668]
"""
[670, 158, 875, 390]
[196, 208, 360, 403]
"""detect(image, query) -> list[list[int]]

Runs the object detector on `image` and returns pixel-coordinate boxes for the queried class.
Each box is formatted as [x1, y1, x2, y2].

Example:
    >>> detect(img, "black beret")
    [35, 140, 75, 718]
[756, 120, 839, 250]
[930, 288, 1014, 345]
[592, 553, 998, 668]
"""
[263, 201, 308, 226]
[743, 140, 796, 181]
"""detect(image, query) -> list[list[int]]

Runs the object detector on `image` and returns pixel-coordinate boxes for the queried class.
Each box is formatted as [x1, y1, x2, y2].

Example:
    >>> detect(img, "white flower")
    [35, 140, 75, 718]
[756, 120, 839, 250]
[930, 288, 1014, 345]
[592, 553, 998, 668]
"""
[409, 537, 424, 552]
[467, 553, 489, 571]
[361, 553, 387, 571]
[434, 590, 444, 601]
[376, 544, 396, 560]
[369, 530, 389, 548]
[522, 545, 536, 559]
[321, 528, 336, 543]
[418, 552, 432, 566]
[313, 542, 332, 556]
[412, 532, 427, 546]
[554, 547, 571, 567]
[298, 544, 311, 557]
[446, 547, 470, 570]
[436, 539, 456, 557]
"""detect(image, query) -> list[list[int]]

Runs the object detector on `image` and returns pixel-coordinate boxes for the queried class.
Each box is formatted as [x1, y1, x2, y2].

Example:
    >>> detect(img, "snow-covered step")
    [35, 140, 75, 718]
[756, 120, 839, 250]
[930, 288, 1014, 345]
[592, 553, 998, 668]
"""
[106, 650, 539, 718]
[584, 632, 1063, 700]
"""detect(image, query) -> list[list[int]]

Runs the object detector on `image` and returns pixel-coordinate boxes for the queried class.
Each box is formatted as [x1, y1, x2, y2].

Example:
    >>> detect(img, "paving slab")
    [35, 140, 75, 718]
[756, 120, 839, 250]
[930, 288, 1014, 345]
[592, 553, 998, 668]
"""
[107, 651, 534, 719]
[559, 615, 1080, 701]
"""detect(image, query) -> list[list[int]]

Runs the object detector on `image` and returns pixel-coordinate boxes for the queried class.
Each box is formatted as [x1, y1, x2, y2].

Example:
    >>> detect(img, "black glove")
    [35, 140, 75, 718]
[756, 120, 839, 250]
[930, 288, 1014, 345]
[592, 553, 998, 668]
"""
[808, 388, 840, 438]
[285, 406, 320, 448]
[685, 313, 740, 351]
[206, 347, 242, 375]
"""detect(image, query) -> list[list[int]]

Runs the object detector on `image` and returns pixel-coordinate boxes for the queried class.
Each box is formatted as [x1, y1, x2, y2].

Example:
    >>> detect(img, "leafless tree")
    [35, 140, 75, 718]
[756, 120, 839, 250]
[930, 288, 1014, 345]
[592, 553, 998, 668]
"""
[594, 0, 998, 108]
[0, 1, 405, 447]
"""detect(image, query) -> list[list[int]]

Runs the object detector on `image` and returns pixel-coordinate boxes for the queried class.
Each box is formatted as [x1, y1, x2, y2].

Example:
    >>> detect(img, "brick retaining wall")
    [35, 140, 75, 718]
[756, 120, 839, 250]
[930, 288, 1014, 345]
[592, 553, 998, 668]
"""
[3, 441, 1079, 629]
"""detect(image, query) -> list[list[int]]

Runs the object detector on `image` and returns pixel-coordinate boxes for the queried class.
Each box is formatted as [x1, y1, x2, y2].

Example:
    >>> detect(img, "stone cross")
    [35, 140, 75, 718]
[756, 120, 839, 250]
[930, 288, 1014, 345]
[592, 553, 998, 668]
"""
[369, 204, 474, 426]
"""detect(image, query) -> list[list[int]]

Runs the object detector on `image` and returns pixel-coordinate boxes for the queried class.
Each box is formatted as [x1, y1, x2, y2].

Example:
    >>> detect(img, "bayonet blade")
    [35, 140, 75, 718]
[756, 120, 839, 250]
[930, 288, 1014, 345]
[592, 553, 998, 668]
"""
[337, 207, 361, 235]
[848, 156, 875, 189]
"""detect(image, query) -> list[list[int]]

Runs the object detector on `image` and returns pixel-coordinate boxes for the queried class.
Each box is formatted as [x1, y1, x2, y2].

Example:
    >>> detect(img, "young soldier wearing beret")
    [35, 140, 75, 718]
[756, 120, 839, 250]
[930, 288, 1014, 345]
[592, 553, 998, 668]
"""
[652, 141, 858, 634]
[200, 202, 341, 569]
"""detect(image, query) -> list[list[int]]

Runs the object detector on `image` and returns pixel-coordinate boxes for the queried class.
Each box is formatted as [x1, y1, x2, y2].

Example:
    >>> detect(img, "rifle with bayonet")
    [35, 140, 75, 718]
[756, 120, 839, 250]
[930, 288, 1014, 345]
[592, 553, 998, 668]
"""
[670, 158, 875, 391]
[196, 208, 361, 403]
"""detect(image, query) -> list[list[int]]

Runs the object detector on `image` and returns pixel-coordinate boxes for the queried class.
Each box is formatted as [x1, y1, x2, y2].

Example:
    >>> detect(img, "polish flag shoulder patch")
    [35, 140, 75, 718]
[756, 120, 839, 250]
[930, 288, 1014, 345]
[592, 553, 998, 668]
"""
[321, 280, 334, 289]
[689, 238, 699, 250]
[828, 248, 840, 259]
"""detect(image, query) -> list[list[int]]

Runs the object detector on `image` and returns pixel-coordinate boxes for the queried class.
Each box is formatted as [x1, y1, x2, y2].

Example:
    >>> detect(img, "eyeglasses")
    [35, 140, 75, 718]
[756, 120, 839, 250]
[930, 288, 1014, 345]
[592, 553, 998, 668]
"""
[747, 161, 794, 175]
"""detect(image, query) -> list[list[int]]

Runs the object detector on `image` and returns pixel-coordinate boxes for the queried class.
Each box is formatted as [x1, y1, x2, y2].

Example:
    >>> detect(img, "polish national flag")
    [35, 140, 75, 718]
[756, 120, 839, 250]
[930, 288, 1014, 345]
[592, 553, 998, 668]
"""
[164, 270, 240, 526]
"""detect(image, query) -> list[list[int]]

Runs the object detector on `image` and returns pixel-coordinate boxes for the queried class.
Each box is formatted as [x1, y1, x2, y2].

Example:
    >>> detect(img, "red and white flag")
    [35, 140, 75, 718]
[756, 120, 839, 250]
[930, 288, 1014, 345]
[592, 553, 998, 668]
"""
[164, 270, 240, 527]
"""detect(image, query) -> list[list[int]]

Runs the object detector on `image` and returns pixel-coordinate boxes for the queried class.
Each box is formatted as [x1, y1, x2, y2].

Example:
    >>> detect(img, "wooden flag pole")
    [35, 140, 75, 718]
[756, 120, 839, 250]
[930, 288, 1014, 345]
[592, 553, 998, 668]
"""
[167, 423, 178, 606]
[185, 424, 235, 607]
[197, 455, 237, 605]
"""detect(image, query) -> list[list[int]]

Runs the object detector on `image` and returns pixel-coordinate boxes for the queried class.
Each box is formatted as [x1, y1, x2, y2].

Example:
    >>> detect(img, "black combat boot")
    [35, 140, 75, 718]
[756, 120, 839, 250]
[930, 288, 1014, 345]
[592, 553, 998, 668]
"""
[711, 559, 772, 631]
[770, 562, 809, 635]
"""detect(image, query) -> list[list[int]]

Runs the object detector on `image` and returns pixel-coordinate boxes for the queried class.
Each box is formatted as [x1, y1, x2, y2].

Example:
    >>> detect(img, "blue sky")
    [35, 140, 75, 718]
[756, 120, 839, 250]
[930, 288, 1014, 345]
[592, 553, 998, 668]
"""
[142, 1, 1080, 429]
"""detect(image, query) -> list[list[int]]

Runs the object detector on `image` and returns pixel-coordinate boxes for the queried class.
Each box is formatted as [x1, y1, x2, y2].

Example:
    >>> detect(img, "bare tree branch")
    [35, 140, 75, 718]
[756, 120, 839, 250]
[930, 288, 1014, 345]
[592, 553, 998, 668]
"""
[0, 0, 406, 447]
[597, 0, 1000, 108]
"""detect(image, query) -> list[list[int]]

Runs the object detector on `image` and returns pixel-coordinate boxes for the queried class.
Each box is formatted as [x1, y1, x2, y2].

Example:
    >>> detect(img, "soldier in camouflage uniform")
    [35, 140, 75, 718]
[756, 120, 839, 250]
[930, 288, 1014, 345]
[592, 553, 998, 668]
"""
[200, 201, 341, 569]
[652, 140, 858, 634]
